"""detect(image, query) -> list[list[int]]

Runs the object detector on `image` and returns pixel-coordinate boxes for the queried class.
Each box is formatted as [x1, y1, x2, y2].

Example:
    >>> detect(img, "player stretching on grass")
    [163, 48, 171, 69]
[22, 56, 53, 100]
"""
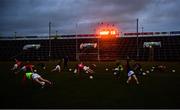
[24, 70, 52, 88]
[74, 62, 94, 79]
[51, 60, 62, 72]
[11, 59, 23, 72]
[12, 60, 34, 76]
[16, 61, 34, 74]
[126, 56, 139, 84]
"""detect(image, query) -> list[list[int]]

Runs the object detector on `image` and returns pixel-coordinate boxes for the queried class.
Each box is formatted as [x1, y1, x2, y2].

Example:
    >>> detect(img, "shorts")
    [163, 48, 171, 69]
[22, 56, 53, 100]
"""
[32, 73, 41, 80]
[128, 70, 134, 77]
[25, 72, 33, 80]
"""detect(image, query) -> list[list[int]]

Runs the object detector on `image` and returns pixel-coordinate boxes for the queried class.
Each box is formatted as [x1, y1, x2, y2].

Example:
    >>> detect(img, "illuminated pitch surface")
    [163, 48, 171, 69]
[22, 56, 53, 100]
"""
[0, 61, 180, 109]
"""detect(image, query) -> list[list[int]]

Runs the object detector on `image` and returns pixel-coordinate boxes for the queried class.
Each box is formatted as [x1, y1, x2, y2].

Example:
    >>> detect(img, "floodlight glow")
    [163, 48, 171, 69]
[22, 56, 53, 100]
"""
[110, 31, 116, 35]
[99, 30, 117, 36]
[100, 31, 110, 35]
[96, 23, 119, 38]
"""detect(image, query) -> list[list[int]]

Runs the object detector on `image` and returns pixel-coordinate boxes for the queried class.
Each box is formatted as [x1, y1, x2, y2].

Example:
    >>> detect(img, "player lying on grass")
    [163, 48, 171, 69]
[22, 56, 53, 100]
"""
[113, 62, 124, 80]
[74, 62, 94, 79]
[51, 60, 62, 72]
[11, 60, 52, 88]
[23, 69, 52, 88]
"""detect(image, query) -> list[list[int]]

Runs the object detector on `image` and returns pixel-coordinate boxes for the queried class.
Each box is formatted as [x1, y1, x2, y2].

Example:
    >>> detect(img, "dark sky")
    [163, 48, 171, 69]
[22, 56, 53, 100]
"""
[0, 0, 180, 36]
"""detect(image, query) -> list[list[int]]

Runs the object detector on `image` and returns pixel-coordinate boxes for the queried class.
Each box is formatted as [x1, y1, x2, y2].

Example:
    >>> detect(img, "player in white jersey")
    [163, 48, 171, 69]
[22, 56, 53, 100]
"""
[51, 60, 62, 72]
[83, 66, 94, 74]
[74, 62, 94, 79]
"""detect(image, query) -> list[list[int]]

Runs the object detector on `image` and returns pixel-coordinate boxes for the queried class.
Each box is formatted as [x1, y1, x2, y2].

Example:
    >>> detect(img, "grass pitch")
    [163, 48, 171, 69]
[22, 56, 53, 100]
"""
[0, 61, 180, 109]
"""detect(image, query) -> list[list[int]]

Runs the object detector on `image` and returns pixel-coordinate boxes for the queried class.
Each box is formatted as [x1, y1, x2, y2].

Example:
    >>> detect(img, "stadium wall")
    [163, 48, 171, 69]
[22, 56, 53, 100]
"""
[0, 35, 179, 61]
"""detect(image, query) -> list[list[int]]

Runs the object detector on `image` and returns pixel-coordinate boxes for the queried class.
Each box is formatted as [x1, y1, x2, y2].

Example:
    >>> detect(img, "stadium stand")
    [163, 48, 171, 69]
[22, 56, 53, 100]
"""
[0, 35, 179, 61]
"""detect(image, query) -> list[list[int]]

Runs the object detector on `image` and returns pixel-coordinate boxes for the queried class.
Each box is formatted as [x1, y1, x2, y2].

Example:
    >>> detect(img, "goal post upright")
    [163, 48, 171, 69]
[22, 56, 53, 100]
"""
[75, 23, 79, 61]
[97, 35, 100, 62]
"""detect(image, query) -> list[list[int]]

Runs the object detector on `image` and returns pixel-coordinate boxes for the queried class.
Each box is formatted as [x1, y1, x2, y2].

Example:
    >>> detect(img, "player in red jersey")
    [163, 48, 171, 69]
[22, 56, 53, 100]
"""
[11, 59, 23, 71]
[77, 62, 84, 74]
[74, 62, 94, 79]
[16, 61, 34, 75]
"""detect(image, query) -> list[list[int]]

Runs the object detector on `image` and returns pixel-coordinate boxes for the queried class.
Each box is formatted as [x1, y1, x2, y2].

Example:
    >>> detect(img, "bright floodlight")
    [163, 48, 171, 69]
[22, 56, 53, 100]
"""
[96, 23, 119, 37]
[100, 31, 110, 35]
[99, 30, 117, 36]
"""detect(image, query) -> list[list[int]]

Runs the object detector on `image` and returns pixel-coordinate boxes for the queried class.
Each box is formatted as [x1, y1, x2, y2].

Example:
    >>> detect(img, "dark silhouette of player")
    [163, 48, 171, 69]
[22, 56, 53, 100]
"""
[126, 56, 130, 74]
[63, 56, 69, 70]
